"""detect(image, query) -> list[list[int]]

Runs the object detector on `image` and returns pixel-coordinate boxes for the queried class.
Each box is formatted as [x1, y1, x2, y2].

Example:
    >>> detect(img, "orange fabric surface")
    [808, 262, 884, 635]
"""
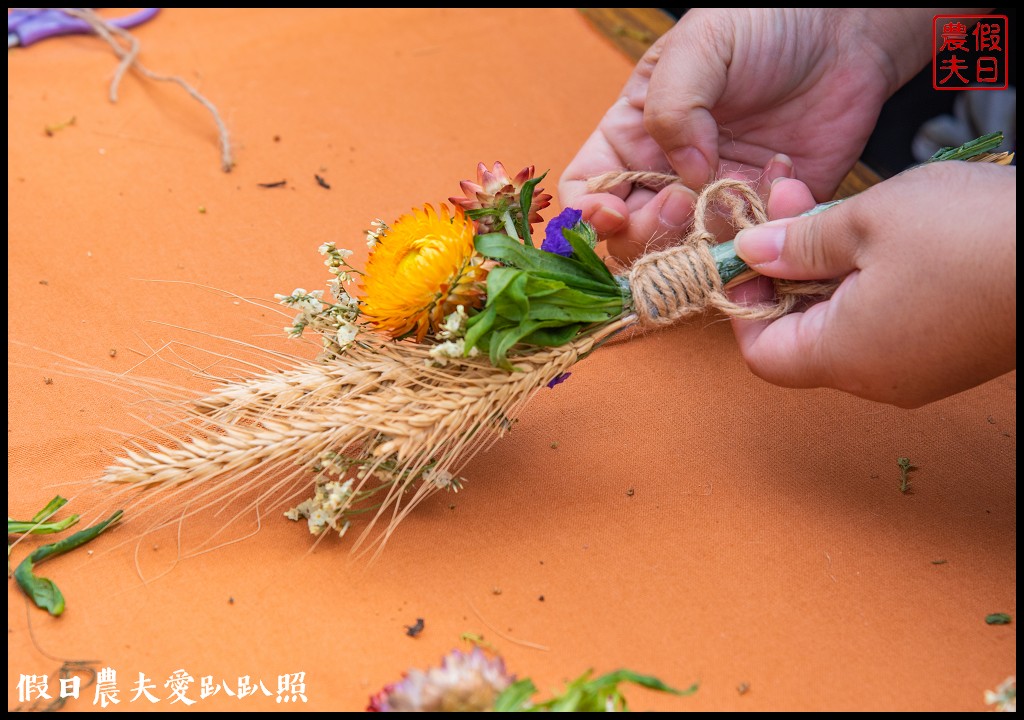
[7, 8, 1016, 712]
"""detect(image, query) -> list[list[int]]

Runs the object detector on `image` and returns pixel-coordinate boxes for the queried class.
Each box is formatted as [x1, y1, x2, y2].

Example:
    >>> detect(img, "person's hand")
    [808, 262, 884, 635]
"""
[730, 162, 1016, 408]
[559, 8, 934, 263]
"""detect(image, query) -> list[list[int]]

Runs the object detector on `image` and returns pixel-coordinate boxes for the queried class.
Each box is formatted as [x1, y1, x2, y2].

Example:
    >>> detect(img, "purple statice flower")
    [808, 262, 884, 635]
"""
[541, 207, 583, 257]
[547, 372, 571, 389]
[367, 648, 513, 712]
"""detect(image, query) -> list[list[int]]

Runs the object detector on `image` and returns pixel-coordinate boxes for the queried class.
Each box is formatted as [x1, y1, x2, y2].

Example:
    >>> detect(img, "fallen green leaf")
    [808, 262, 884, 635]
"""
[7, 495, 81, 535]
[495, 668, 697, 712]
[14, 510, 123, 616]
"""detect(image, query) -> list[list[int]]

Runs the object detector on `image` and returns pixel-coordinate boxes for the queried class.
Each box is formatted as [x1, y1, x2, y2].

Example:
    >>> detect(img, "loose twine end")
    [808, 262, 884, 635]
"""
[589, 172, 838, 326]
[61, 9, 234, 173]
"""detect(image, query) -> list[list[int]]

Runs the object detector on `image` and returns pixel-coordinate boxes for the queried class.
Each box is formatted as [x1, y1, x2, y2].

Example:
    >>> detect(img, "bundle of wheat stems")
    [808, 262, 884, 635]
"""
[100, 135, 1012, 555]
[104, 321, 629, 554]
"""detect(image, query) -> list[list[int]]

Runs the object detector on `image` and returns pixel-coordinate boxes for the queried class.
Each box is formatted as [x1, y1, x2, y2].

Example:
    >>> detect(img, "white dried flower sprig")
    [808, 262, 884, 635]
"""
[319, 241, 359, 282]
[437, 305, 469, 340]
[428, 306, 480, 367]
[365, 219, 388, 249]
[275, 241, 365, 358]
[284, 479, 354, 537]
[425, 468, 464, 492]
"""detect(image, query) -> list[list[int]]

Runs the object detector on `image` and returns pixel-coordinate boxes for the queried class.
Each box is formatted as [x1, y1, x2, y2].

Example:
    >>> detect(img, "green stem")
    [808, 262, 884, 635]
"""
[501, 210, 521, 244]
[710, 241, 751, 287]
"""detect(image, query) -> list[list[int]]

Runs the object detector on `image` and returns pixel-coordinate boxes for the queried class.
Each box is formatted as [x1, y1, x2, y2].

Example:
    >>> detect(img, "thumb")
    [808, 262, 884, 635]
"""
[733, 204, 864, 281]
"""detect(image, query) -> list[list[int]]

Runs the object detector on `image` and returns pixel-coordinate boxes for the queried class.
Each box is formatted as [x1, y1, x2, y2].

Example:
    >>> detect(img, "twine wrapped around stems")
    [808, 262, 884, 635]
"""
[588, 173, 839, 326]
[597, 133, 1015, 328]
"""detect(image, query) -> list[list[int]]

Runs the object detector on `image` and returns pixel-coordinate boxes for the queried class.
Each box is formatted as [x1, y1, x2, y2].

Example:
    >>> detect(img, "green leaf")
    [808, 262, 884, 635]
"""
[488, 269, 530, 318]
[8, 495, 81, 536]
[528, 669, 697, 712]
[481, 266, 524, 301]
[516, 171, 548, 248]
[548, 683, 587, 712]
[14, 571, 65, 616]
[986, 613, 1012, 625]
[563, 226, 615, 283]
[519, 275, 568, 300]
[475, 234, 619, 295]
[31, 496, 69, 523]
[464, 304, 497, 351]
[928, 131, 1003, 162]
[494, 679, 538, 712]
[524, 276, 621, 308]
[590, 669, 699, 696]
[520, 324, 582, 347]
[489, 320, 570, 369]
[13, 510, 124, 616]
[523, 305, 608, 324]
[487, 330, 508, 369]
[7, 516, 80, 535]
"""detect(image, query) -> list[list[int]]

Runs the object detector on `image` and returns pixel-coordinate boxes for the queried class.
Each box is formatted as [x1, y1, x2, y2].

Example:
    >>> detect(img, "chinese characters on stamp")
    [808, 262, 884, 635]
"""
[933, 15, 1009, 90]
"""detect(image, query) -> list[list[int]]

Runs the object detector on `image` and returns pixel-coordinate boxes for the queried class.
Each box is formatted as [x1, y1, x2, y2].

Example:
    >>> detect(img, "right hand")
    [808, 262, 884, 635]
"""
[732, 163, 1017, 408]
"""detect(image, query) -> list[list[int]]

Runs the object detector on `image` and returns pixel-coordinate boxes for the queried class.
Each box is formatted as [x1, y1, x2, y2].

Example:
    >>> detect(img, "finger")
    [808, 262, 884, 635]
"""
[726, 174, 817, 379]
[730, 186, 871, 390]
[604, 184, 698, 263]
[559, 99, 671, 235]
[733, 201, 862, 281]
[643, 12, 733, 189]
[701, 154, 798, 244]
[559, 119, 637, 209]
[559, 35, 676, 216]
[726, 275, 775, 372]
[766, 177, 816, 221]
[730, 275, 860, 390]
[756, 154, 796, 199]
[573, 192, 630, 236]
[727, 274, 776, 307]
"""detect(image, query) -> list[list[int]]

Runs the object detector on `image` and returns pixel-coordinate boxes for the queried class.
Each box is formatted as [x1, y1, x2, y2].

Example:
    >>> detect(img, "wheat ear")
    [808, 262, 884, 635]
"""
[102, 316, 634, 551]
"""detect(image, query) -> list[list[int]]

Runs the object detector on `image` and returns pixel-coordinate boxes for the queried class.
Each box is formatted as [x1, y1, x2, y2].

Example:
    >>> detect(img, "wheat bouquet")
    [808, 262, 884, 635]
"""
[100, 135, 1011, 553]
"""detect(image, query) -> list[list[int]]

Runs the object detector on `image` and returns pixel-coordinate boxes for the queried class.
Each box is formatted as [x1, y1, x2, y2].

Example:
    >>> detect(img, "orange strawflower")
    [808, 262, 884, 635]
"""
[360, 204, 488, 341]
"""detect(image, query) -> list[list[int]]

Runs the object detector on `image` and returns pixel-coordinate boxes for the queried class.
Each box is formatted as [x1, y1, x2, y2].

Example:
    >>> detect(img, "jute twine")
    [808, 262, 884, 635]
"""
[588, 171, 839, 326]
[61, 9, 234, 172]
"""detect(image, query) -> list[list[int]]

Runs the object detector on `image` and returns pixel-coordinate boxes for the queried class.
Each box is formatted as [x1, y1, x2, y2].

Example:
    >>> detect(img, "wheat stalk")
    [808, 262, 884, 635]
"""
[101, 316, 634, 552]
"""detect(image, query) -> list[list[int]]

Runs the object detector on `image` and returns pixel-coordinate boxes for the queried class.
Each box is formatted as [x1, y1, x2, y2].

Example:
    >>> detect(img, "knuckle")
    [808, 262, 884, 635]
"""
[642, 102, 678, 142]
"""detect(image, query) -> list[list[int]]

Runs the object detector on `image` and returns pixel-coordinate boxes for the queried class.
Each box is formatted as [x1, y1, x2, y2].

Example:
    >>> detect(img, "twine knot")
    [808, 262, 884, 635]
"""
[587, 172, 837, 326]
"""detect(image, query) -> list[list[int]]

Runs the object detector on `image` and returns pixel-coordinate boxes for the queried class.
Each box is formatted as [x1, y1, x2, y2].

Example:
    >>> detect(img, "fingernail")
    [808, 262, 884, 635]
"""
[593, 204, 626, 231]
[770, 153, 794, 172]
[670, 146, 711, 190]
[735, 225, 786, 266]
[770, 175, 788, 189]
[659, 185, 697, 227]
